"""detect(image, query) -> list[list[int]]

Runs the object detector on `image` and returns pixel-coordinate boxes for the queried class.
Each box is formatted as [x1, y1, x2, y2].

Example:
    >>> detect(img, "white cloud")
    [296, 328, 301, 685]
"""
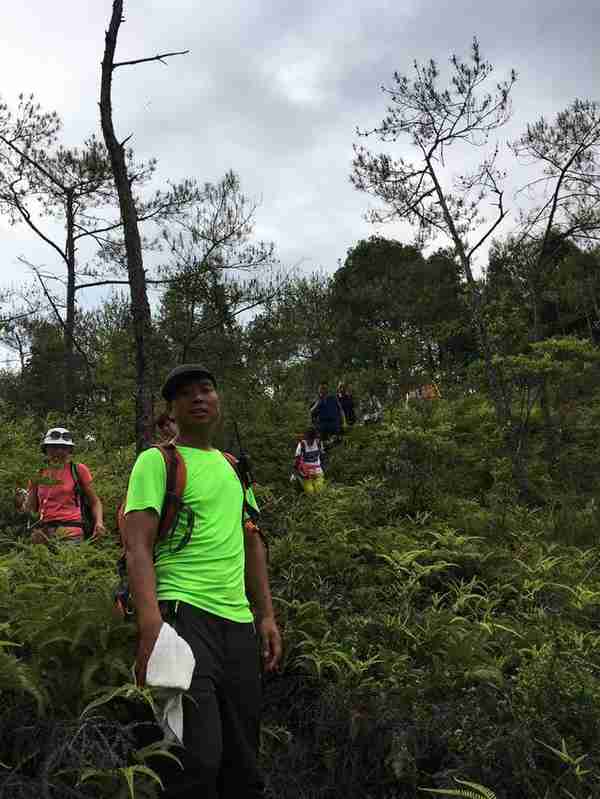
[0, 0, 598, 302]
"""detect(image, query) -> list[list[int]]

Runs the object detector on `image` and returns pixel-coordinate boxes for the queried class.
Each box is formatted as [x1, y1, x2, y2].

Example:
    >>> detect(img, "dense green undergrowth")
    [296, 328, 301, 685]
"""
[2, 394, 600, 797]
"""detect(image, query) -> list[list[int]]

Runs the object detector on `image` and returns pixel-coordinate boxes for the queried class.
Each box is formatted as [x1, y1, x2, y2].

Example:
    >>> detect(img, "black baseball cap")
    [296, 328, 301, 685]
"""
[161, 364, 217, 401]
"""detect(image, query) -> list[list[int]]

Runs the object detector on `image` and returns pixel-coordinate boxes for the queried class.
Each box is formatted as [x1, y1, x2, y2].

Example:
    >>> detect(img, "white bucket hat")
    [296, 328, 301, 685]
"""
[41, 427, 75, 452]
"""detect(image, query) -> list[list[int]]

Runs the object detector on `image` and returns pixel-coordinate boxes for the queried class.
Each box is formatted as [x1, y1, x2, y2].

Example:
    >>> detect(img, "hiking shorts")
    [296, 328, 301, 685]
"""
[157, 601, 264, 799]
[302, 474, 324, 495]
[31, 523, 83, 544]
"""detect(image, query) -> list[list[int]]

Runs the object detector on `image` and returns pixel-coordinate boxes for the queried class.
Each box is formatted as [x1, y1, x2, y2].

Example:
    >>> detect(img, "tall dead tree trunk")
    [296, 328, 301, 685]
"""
[100, 0, 188, 453]
[100, 2, 154, 453]
[65, 188, 76, 407]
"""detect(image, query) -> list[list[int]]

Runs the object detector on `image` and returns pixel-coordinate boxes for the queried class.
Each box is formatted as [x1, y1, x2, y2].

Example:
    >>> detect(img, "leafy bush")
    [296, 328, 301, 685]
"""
[2, 393, 600, 796]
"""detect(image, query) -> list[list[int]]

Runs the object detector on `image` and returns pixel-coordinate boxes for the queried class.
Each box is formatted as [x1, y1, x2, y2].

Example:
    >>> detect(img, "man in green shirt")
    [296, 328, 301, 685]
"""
[123, 363, 281, 798]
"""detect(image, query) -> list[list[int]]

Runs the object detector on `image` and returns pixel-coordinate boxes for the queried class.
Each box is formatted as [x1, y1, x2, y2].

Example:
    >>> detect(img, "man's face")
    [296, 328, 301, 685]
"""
[319, 384, 327, 397]
[171, 378, 220, 428]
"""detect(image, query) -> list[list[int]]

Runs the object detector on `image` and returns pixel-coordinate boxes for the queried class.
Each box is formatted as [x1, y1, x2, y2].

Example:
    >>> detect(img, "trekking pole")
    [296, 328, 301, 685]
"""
[234, 421, 255, 485]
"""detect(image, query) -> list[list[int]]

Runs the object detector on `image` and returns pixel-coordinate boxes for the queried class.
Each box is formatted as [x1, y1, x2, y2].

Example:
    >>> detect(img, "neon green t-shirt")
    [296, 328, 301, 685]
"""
[124, 446, 255, 623]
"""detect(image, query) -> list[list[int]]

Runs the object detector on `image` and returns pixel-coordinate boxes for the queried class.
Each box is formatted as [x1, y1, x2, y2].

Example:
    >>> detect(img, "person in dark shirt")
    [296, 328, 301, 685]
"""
[336, 382, 356, 428]
[310, 382, 344, 444]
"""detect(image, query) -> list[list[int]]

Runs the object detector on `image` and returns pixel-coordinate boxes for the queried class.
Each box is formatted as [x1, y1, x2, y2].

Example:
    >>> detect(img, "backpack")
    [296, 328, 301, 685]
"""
[71, 463, 95, 539]
[299, 437, 325, 470]
[114, 443, 261, 617]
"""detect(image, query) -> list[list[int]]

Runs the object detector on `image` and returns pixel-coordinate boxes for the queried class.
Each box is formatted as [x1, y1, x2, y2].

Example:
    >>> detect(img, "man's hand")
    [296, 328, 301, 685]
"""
[258, 616, 282, 673]
[135, 618, 163, 687]
[91, 522, 106, 540]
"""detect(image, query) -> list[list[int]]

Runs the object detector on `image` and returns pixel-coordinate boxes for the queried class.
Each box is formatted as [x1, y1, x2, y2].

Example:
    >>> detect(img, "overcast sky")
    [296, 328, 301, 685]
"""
[1, 0, 599, 328]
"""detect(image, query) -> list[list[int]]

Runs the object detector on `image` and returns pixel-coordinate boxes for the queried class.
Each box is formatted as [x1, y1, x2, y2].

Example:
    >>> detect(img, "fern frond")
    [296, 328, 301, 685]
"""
[420, 777, 496, 799]
[0, 648, 46, 713]
[133, 740, 183, 770]
[78, 763, 164, 798]
[81, 682, 157, 717]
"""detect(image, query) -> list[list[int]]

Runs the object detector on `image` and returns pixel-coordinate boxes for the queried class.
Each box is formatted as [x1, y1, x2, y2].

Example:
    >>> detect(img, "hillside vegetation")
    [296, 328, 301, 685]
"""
[1, 388, 600, 798]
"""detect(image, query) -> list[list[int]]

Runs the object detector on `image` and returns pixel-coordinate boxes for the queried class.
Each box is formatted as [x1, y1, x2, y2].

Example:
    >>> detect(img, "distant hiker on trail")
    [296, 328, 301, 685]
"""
[155, 410, 179, 443]
[310, 382, 344, 444]
[363, 390, 384, 425]
[25, 427, 105, 544]
[337, 382, 356, 428]
[122, 363, 281, 799]
[115, 412, 180, 544]
[293, 427, 325, 495]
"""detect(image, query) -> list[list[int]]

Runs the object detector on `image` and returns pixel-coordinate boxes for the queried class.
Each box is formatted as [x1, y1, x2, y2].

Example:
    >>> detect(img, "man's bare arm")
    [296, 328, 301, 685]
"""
[245, 538, 275, 619]
[244, 532, 282, 671]
[123, 509, 162, 684]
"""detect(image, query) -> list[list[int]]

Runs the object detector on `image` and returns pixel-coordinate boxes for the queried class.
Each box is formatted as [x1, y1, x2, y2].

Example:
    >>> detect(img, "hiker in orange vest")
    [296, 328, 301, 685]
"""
[25, 427, 105, 544]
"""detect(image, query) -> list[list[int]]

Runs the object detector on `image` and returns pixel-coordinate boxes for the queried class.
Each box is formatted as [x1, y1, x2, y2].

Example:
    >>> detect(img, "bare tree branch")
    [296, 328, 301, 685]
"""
[1, 187, 68, 265]
[0, 132, 66, 191]
[0, 308, 40, 325]
[113, 49, 189, 69]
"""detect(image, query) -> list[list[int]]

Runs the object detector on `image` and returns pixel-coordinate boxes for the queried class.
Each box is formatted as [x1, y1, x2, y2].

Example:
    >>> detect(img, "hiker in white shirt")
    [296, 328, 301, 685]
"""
[293, 427, 325, 495]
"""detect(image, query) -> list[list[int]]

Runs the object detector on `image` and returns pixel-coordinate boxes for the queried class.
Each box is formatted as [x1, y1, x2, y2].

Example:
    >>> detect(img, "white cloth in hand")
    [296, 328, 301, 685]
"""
[146, 621, 195, 744]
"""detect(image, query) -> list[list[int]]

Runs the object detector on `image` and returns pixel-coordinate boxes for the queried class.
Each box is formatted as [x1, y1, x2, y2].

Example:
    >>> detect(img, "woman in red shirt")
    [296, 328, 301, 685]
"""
[25, 427, 105, 544]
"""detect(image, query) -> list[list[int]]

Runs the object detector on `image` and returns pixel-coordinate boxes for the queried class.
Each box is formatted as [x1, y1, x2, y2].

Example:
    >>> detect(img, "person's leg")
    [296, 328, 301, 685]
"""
[303, 477, 314, 495]
[217, 620, 264, 799]
[313, 475, 324, 493]
[159, 603, 225, 799]
[320, 422, 336, 446]
[333, 424, 342, 445]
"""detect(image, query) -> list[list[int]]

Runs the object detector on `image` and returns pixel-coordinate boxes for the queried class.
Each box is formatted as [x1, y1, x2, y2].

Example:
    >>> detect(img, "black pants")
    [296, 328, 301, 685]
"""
[157, 601, 264, 798]
[318, 421, 340, 443]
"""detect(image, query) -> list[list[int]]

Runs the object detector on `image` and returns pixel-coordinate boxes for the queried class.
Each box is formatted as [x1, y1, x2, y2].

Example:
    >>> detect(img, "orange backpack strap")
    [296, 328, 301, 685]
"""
[116, 445, 186, 549]
[222, 451, 239, 470]
[156, 443, 187, 541]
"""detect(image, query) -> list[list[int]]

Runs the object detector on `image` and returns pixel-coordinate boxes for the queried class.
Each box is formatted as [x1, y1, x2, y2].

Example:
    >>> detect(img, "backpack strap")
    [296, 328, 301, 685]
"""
[223, 451, 267, 558]
[70, 462, 82, 507]
[155, 444, 188, 548]
[35, 467, 43, 510]
[222, 452, 260, 526]
[119, 446, 189, 555]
